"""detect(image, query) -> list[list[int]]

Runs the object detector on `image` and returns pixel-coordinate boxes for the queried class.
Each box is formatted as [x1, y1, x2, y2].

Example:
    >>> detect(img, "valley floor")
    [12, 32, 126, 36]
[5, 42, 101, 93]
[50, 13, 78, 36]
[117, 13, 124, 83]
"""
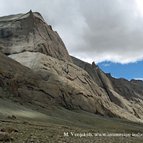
[0, 102, 143, 143]
[0, 117, 143, 143]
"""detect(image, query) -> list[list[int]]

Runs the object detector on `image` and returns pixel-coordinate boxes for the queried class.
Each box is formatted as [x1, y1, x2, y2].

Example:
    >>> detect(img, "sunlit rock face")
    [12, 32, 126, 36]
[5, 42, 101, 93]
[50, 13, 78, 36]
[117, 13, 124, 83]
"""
[0, 10, 72, 62]
[0, 11, 143, 123]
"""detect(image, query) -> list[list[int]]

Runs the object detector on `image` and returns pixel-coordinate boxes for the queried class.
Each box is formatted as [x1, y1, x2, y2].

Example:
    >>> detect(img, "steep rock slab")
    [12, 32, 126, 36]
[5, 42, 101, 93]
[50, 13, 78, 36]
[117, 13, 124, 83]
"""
[0, 11, 72, 62]
[0, 52, 55, 107]
[109, 77, 143, 119]
[9, 51, 143, 123]
[1, 52, 113, 117]
[71, 56, 143, 122]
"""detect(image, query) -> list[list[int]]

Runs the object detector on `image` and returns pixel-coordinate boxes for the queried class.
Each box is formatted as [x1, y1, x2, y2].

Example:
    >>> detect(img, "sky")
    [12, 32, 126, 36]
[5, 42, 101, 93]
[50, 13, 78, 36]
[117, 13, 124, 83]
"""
[0, 0, 143, 80]
[98, 61, 143, 80]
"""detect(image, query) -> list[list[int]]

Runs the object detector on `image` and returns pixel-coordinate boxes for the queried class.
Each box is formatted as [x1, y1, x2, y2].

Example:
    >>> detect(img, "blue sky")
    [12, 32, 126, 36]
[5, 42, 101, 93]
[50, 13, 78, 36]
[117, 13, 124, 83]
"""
[98, 60, 143, 80]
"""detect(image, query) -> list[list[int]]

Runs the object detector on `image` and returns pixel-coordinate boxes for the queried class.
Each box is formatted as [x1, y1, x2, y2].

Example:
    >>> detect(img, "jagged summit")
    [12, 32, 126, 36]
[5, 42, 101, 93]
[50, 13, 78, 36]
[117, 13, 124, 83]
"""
[0, 10, 44, 22]
[0, 11, 72, 62]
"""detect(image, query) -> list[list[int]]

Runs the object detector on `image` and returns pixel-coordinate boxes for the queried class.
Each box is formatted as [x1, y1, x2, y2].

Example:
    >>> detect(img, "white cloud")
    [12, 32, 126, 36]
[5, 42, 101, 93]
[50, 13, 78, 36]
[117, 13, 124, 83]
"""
[0, 0, 143, 64]
[133, 78, 143, 81]
[102, 63, 111, 67]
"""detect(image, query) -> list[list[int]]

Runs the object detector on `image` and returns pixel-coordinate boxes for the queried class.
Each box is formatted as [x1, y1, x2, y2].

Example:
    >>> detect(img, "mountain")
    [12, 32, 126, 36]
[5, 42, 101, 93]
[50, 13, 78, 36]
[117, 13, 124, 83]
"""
[0, 10, 71, 62]
[0, 11, 143, 125]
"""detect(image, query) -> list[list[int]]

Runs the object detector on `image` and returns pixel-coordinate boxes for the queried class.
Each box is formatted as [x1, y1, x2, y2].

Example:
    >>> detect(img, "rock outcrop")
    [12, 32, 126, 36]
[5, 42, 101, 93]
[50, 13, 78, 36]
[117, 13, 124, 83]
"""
[0, 10, 72, 62]
[72, 56, 143, 121]
[0, 11, 143, 123]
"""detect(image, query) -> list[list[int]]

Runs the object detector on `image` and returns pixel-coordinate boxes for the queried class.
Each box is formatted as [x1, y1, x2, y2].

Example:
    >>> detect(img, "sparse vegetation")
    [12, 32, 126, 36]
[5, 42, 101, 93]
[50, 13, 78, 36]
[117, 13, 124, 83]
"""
[0, 107, 143, 143]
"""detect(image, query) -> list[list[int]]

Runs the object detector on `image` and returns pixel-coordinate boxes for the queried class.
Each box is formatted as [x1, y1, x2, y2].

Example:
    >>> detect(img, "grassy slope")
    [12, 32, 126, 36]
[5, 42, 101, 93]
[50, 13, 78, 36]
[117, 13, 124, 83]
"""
[0, 98, 143, 143]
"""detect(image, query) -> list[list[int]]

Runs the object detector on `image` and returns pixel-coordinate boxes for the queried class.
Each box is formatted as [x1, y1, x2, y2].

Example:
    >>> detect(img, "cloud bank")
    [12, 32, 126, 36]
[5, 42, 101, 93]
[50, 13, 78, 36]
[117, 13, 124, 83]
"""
[0, 0, 143, 64]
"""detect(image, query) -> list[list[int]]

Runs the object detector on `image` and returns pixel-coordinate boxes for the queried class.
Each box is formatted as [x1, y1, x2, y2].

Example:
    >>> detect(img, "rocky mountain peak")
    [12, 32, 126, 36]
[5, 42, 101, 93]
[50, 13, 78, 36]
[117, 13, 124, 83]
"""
[0, 11, 72, 62]
[0, 12, 143, 123]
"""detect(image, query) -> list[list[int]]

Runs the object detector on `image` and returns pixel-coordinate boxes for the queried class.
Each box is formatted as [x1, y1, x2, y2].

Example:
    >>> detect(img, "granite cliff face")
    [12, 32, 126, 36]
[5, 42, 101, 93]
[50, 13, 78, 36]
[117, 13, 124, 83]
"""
[0, 11, 143, 123]
[0, 11, 72, 62]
